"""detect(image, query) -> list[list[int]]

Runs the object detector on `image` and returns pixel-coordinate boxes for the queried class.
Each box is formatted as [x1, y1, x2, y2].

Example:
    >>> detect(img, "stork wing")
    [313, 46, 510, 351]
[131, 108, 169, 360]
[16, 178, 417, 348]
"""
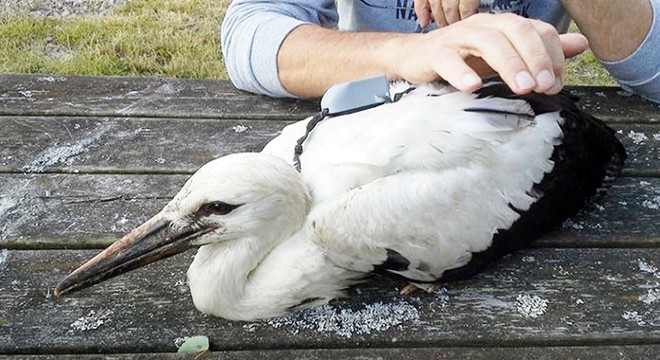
[264, 83, 541, 203]
[263, 83, 563, 281]
[304, 117, 561, 281]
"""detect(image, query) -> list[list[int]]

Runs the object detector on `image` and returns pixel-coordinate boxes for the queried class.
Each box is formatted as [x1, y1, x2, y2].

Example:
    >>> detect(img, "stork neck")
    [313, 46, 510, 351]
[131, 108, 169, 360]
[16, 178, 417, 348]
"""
[187, 235, 281, 318]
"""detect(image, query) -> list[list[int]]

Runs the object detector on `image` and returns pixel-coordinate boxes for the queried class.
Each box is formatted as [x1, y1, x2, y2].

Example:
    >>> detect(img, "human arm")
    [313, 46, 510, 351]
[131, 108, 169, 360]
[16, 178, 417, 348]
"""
[561, 0, 652, 61]
[561, 0, 660, 103]
[278, 13, 589, 98]
[414, 0, 480, 27]
[220, 0, 339, 98]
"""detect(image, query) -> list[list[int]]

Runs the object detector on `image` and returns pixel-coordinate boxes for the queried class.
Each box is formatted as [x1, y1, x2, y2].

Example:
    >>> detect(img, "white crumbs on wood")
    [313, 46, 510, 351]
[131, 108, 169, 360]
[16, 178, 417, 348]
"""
[24, 123, 111, 173]
[639, 289, 660, 305]
[627, 130, 648, 145]
[0, 249, 9, 267]
[174, 337, 188, 348]
[173, 277, 189, 294]
[622, 310, 647, 326]
[515, 294, 548, 318]
[639, 181, 659, 210]
[155, 83, 178, 94]
[242, 323, 258, 332]
[433, 287, 450, 308]
[69, 309, 113, 332]
[232, 125, 250, 133]
[637, 259, 660, 278]
[562, 218, 584, 230]
[37, 76, 66, 83]
[265, 300, 419, 338]
[522, 255, 536, 263]
[641, 196, 660, 210]
[18, 90, 47, 98]
[616, 90, 634, 97]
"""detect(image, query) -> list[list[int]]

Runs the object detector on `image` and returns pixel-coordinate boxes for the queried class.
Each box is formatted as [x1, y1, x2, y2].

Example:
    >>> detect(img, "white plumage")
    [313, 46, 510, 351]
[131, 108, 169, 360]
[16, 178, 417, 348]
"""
[54, 82, 625, 321]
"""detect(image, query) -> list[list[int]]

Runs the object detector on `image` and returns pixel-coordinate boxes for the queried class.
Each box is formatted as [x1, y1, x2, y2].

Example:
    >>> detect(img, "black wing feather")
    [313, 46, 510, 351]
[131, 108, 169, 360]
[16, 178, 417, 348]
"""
[438, 83, 626, 282]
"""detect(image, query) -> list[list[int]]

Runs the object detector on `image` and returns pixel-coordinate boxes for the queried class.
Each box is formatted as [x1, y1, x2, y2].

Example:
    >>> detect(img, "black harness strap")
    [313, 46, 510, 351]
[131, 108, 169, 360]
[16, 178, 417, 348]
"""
[292, 86, 416, 172]
[293, 108, 329, 172]
[392, 86, 415, 102]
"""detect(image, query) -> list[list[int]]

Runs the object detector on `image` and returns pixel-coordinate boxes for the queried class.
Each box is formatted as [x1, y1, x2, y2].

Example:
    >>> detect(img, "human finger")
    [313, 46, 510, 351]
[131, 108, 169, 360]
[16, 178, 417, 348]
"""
[546, 75, 564, 95]
[429, 0, 449, 27]
[560, 33, 589, 58]
[431, 48, 483, 92]
[462, 14, 564, 93]
[454, 24, 539, 94]
[494, 17, 561, 93]
[442, 0, 461, 24]
[458, 0, 480, 20]
[414, 0, 432, 28]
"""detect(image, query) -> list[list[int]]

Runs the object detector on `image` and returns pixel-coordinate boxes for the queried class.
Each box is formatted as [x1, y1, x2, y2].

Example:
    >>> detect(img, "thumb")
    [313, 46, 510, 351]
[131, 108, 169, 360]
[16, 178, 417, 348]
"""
[560, 33, 589, 59]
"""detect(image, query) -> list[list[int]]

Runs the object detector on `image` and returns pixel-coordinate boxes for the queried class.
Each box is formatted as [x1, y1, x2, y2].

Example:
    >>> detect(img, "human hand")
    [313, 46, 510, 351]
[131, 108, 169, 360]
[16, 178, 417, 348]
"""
[394, 13, 589, 95]
[414, 0, 480, 27]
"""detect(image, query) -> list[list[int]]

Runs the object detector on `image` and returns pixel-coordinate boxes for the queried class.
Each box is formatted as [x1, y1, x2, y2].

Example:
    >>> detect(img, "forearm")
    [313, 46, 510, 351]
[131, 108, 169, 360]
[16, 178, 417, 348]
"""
[561, 0, 653, 61]
[562, 0, 659, 103]
[277, 25, 412, 98]
[221, 0, 339, 98]
[277, 16, 584, 99]
[278, 25, 504, 98]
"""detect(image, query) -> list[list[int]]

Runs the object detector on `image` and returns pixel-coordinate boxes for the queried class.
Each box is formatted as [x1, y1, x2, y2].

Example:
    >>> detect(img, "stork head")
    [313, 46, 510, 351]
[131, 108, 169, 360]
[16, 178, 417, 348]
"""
[54, 153, 310, 297]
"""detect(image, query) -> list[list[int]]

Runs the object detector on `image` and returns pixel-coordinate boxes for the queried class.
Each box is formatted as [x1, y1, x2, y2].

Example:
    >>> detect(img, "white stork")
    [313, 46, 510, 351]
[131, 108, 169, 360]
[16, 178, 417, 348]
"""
[54, 81, 625, 321]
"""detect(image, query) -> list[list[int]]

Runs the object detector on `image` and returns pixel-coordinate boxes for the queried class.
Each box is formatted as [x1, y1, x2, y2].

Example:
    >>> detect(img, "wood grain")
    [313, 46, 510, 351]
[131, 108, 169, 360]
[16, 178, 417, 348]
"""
[1, 345, 659, 359]
[1, 75, 658, 356]
[0, 249, 658, 354]
[1, 175, 658, 249]
[1, 75, 657, 123]
[0, 116, 657, 175]
[0, 74, 317, 119]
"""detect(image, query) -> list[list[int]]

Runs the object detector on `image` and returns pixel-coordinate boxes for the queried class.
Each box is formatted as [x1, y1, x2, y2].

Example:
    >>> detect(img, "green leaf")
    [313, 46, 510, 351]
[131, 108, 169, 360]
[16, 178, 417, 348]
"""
[177, 335, 209, 354]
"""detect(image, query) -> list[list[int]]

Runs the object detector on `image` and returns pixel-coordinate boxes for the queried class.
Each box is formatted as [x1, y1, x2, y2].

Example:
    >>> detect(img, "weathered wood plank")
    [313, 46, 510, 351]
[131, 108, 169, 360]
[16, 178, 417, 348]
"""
[0, 116, 292, 174]
[566, 86, 660, 124]
[1, 75, 658, 123]
[1, 174, 659, 248]
[536, 176, 660, 247]
[0, 75, 317, 119]
[0, 77, 658, 358]
[1, 116, 658, 175]
[0, 173, 180, 249]
[0, 248, 658, 354]
[615, 124, 660, 177]
[2, 345, 659, 359]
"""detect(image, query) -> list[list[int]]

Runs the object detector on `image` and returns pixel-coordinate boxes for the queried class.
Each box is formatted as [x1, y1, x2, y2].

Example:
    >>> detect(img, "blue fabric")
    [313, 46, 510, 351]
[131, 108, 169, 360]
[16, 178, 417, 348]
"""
[221, 0, 338, 97]
[337, 0, 569, 33]
[221, 0, 657, 103]
[601, 0, 660, 104]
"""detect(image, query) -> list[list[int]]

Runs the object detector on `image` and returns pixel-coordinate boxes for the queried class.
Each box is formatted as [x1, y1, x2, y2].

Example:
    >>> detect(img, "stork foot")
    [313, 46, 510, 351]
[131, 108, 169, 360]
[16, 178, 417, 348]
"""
[399, 282, 441, 295]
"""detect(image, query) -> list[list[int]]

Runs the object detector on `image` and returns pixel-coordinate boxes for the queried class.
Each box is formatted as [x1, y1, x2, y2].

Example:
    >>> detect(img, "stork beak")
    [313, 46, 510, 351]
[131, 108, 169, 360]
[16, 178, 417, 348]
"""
[53, 213, 215, 297]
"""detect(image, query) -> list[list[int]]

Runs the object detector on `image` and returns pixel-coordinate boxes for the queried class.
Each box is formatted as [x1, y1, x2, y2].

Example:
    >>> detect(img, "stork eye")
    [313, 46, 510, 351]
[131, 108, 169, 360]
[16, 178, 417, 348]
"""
[202, 201, 241, 215]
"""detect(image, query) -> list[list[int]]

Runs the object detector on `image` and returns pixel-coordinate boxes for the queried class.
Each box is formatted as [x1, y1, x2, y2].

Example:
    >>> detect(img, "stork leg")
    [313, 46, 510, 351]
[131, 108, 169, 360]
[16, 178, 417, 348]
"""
[399, 282, 441, 295]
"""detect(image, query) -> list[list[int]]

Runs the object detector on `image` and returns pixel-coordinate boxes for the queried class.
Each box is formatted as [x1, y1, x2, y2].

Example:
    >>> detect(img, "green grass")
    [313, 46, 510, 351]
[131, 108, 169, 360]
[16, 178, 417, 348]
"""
[0, 0, 230, 79]
[0, 2, 616, 86]
[565, 23, 616, 86]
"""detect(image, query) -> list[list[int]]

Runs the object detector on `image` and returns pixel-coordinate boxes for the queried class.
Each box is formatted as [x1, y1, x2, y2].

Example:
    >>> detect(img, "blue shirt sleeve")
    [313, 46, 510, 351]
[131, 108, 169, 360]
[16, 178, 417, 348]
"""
[600, 0, 660, 104]
[221, 0, 339, 98]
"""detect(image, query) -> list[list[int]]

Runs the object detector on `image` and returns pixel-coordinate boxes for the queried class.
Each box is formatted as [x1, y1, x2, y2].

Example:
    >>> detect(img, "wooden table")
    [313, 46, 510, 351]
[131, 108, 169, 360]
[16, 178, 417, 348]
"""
[0, 74, 658, 359]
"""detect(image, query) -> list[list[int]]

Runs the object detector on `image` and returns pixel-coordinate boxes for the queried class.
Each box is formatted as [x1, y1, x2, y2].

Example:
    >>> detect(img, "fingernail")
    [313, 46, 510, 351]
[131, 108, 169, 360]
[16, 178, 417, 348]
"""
[515, 71, 535, 90]
[550, 76, 563, 93]
[462, 73, 481, 87]
[536, 69, 555, 89]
